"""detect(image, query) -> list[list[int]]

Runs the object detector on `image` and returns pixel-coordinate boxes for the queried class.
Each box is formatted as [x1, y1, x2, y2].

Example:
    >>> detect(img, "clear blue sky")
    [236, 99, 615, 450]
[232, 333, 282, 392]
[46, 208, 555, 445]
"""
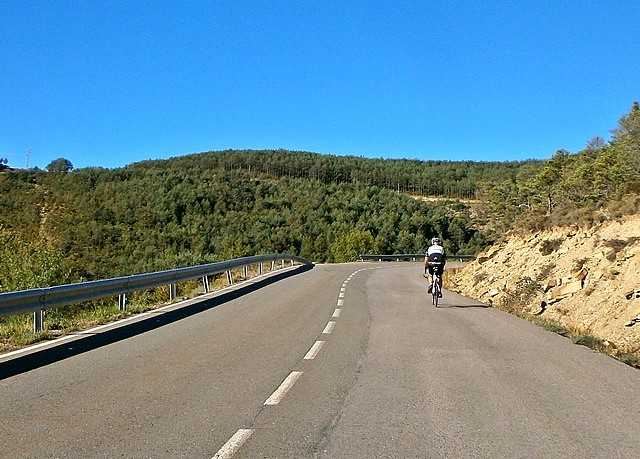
[2, 1, 639, 170]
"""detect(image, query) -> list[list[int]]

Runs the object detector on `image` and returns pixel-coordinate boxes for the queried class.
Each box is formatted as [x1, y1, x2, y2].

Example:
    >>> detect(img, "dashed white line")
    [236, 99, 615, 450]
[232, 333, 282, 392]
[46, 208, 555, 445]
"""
[212, 270, 361, 458]
[212, 429, 254, 459]
[303, 340, 325, 360]
[322, 321, 336, 334]
[264, 371, 303, 406]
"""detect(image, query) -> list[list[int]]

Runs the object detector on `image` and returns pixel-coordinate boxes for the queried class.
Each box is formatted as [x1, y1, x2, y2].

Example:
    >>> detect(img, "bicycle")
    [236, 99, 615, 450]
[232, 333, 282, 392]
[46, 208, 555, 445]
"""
[431, 271, 442, 307]
[425, 264, 443, 307]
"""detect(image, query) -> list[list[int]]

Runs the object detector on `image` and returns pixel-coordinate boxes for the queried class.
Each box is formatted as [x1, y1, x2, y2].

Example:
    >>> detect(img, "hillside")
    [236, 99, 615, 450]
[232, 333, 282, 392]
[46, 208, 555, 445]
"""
[449, 214, 640, 357]
[1, 152, 504, 292]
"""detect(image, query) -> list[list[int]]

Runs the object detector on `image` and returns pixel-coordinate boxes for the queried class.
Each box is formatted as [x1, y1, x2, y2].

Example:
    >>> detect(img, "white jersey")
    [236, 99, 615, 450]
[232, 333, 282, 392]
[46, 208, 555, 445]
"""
[427, 244, 445, 257]
[426, 244, 446, 265]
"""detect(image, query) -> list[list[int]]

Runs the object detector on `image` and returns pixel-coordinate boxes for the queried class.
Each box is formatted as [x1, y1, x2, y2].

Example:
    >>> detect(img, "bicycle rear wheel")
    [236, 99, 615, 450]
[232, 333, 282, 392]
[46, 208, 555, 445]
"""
[432, 275, 439, 307]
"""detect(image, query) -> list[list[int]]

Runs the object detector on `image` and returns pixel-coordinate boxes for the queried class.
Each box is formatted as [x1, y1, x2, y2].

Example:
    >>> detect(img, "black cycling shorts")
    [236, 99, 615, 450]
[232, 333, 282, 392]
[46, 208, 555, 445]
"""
[427, 262, 445, 276]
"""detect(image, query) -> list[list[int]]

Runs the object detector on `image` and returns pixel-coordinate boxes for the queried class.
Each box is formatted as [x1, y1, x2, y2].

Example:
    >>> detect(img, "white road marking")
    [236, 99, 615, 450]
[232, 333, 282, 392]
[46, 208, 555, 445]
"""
[0, 312, 157, 360]
[322, 321, 336, 334]
[340, 287, 346, 292]
[303, 340, 325, 360]
[337, 299, 344, 306]
[332, 308, 341, 318]
[0, 268, 299, 362]
[264, 371, 303, 406]
[338, 292, 345, 298]
[212, 429, 253, 459]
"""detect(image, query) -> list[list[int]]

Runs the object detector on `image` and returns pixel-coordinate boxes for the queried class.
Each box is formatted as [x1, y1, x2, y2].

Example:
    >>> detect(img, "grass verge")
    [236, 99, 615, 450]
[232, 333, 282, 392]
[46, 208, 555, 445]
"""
[0, 264, 276, 354]
[503, 307, 640, 370]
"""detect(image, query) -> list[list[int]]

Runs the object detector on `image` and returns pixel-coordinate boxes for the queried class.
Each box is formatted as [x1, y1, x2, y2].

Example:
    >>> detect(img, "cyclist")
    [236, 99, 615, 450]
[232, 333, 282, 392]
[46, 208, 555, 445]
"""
[425, 237, 446, 297]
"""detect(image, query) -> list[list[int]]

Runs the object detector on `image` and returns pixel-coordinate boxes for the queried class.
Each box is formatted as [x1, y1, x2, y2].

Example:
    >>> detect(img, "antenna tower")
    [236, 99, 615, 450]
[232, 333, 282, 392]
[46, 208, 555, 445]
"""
[25, 149, 30, 169]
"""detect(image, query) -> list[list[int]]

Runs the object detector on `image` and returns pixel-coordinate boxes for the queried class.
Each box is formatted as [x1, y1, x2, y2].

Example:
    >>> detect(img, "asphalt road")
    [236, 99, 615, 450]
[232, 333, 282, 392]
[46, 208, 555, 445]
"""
[1, 262, 639, 458]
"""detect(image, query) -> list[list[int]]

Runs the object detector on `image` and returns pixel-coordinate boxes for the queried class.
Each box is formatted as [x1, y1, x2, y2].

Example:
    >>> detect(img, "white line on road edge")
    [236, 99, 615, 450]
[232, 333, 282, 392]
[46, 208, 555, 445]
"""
[0, 312, 152, 361]
[322, 321, 336, 334]
[264, 371, 303, 406]
[303, 340, 325, 360]
[212, 429, 253, 459]
[0, 265, 302, 362]
[332, 308, 341, 318]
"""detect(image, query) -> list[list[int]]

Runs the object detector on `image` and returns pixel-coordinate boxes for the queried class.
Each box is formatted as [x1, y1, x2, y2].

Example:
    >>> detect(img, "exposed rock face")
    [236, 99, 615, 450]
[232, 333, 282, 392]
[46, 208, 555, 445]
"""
[449, 214, 640, 354]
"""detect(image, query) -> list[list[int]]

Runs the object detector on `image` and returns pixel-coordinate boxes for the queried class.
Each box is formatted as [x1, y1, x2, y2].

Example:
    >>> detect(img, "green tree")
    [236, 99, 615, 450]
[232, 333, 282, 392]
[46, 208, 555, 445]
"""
[46, 157, 74, 173]
[331, 230, 379, 262]
[611, 101, 640, 147]
[0, 227, 74, 292]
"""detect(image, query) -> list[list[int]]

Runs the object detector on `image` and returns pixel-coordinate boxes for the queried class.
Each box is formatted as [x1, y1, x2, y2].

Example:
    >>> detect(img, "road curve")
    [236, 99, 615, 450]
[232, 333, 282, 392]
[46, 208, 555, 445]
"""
[1, 263, 639, 458]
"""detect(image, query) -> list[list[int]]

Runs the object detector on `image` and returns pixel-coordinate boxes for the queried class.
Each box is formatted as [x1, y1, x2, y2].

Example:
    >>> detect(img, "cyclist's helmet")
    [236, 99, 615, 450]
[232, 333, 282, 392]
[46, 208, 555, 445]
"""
[431, 237, 440, 245]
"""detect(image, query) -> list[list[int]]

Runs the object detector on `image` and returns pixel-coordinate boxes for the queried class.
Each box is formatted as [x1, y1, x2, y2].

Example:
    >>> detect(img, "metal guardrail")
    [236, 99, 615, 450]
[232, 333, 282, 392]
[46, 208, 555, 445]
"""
[358, 253, 475, 262]
[0, 253, 311, 332]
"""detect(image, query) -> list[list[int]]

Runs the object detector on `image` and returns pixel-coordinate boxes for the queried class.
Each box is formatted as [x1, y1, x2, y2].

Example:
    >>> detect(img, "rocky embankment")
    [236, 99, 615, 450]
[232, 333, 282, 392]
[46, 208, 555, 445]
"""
[448, 214, 640, 355]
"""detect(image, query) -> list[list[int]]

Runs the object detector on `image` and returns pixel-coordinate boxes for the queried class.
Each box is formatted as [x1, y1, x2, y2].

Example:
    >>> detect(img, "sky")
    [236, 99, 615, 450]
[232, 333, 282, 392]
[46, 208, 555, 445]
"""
[1, 1, 639, 170]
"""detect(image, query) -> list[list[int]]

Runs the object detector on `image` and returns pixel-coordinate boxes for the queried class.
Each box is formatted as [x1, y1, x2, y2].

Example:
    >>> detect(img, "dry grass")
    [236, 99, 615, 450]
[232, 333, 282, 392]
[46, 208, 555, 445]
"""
[499, 302, 640, 370]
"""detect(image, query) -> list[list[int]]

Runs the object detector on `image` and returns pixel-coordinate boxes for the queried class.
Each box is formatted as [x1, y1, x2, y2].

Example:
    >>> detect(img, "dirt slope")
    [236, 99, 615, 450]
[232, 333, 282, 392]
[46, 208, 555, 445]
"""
[448, 214, 640, 355]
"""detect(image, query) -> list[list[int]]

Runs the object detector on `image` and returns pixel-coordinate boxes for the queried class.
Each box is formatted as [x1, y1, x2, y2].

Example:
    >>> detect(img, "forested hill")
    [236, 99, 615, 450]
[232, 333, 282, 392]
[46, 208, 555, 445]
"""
[2, 101, 637, 293]
[131, 150, 529, 199]
[1, 152, 514, 292]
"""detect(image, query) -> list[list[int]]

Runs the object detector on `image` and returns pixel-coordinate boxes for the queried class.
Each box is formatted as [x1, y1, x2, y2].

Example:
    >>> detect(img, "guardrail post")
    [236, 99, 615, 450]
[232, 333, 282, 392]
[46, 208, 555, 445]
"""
[259, 262, 263, 275]
[243, 265, 248, 279]
[118, 294, 127, 311]
[226, 270, 233, 285]
[33, 309, 44, 333]
[169, 283, 177, 301]
[281, 259, 285, 268]
[203, 276, 210, 293]
[271, 261, 275, 271]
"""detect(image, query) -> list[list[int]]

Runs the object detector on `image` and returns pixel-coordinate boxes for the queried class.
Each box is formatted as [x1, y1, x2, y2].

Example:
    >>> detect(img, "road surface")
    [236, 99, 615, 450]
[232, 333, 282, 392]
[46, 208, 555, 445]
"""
[1, 262, 639, 458]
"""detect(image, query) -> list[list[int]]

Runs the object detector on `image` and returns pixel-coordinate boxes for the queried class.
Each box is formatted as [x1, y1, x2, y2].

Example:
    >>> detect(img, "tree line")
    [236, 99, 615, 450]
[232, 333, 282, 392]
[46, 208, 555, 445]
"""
[132, 150, 530, 200]
[4, 102, 636, 293]
[478, 102, 640, 235]
[1, 158, 491, 292]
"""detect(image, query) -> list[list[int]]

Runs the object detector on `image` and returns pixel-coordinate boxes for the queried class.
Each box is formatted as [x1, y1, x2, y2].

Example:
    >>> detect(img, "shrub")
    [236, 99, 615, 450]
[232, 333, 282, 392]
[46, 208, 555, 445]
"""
[498, 276, 541, 313]
[539, 238, 562, 255]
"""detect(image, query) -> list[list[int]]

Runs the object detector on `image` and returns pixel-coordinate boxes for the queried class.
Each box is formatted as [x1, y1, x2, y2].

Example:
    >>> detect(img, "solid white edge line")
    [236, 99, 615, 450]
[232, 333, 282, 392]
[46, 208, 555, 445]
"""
[264, 371, 303, 406]
[0, 266, 300, 361]
[212, 429, 254, 459]
[322, 321, 336, 334]
[0, 312, 156, 360]
[303, 340, 325, 360]
[332, 308, 341, 318]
